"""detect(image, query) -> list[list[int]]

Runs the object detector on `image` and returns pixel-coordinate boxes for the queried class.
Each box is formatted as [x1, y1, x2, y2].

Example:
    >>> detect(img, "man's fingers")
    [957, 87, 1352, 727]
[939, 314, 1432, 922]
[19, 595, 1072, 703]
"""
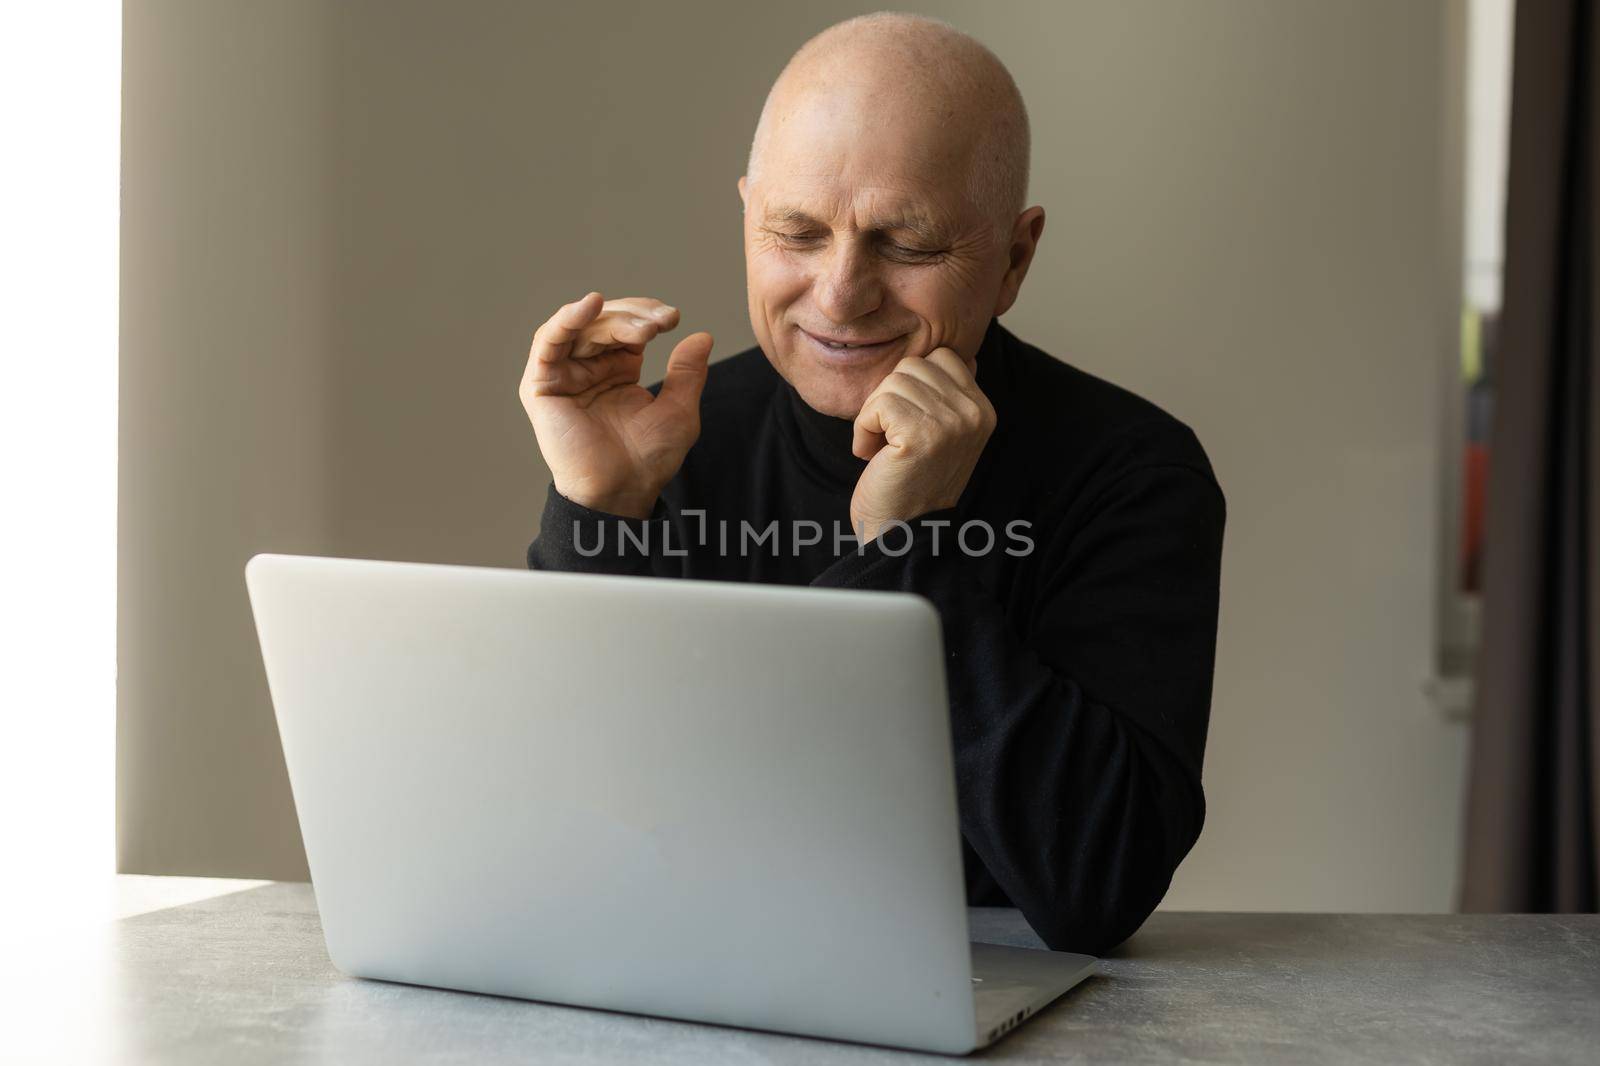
[571, 311, 669, 358]
[526, 347, 643, 398]
[529, 292, 605, 367]
[603, 296, 679, 329]
[922, 347, 984, 396]
[852, 372, 901, 458]
[889, 354, 963, 401]
[555, 290, 606, 330]
[522, 292, 604, 399]
[924, 344, 978, 383]
[878, 364, 947, 415]
[529, 294, 677, 369]
[851, 419, 886, 460]
[656, 331, 714, 412]
[569, 297, 682, 359]
[852, 391, 924, 459]
[893, 351, 991, 427]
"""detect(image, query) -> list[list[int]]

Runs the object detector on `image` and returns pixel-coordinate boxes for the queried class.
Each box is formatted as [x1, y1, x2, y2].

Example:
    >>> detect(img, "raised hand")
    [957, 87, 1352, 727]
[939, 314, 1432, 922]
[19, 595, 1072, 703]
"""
[849, 347, 996, 540]
[519, 292, 713, 518]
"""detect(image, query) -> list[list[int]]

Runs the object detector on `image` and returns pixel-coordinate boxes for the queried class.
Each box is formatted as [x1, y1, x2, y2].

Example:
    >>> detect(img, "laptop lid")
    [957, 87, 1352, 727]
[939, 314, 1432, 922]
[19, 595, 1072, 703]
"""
[245, 553, 978, 1053]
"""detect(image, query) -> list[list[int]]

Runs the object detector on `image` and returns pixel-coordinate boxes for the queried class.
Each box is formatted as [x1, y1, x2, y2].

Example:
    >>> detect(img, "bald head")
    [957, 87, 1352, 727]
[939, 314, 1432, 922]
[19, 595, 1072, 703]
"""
[737, 14, 1045, 419]
[746, 12, 1030, 232]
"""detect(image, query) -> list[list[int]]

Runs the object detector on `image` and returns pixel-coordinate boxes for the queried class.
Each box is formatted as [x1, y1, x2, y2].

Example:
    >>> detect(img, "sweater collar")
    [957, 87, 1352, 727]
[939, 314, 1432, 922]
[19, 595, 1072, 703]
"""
[771, 319, 1011, 493]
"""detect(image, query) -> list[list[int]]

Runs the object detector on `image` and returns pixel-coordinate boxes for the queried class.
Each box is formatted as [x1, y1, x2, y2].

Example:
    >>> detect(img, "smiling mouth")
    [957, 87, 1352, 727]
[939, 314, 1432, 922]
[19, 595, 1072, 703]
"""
[799, 328, 905, 356]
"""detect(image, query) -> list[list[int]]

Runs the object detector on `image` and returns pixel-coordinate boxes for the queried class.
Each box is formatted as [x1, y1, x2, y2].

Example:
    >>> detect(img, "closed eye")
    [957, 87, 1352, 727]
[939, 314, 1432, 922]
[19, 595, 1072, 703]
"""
[763, 227, 944, 262]
[765, 228, 824, 247]
[884, 242, 944, 262]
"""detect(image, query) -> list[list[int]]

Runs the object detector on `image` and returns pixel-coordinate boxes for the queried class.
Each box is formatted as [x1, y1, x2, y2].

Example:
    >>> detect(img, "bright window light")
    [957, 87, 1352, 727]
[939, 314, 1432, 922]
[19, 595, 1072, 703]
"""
[0, 1, 120, 916]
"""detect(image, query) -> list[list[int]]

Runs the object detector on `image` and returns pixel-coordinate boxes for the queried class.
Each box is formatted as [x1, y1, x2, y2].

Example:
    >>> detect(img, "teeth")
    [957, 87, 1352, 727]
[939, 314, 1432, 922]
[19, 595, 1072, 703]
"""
[810, 332, 895, 350]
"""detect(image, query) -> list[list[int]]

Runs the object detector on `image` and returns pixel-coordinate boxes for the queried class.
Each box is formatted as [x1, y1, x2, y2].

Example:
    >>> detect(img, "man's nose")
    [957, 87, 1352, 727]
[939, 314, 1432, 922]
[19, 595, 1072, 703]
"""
[813, 239, 883, 323]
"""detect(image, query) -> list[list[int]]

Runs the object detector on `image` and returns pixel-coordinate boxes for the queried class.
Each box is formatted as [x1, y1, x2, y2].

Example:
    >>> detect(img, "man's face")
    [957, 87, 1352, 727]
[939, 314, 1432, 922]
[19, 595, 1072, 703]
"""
[740, 102, 1011, 418]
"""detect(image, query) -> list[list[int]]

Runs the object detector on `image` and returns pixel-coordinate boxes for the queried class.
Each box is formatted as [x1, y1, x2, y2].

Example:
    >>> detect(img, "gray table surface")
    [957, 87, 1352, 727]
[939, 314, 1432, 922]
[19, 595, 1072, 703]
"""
[97, 882, 1600, 1064]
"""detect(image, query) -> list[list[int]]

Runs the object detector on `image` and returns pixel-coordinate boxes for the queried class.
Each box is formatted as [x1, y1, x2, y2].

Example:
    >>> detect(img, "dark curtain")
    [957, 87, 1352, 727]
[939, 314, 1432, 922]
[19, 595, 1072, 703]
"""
[1461, 0, 1600, 912]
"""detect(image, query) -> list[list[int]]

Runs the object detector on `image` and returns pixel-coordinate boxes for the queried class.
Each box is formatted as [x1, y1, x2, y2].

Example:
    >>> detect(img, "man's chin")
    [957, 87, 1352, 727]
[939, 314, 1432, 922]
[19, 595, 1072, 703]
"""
[762, 343, 895, 419]
[783, 367, 881, 420]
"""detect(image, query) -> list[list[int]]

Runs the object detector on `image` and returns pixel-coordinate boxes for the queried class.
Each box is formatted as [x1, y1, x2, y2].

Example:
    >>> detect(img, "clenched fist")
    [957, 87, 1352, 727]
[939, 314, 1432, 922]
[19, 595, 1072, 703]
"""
[849, 348, 996, 541]
[519, 292, 713, 519]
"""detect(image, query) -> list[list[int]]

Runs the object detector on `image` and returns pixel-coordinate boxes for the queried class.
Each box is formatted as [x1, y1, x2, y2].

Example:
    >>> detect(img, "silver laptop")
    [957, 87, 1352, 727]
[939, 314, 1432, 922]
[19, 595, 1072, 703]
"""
[245, 552, 1096, 1054]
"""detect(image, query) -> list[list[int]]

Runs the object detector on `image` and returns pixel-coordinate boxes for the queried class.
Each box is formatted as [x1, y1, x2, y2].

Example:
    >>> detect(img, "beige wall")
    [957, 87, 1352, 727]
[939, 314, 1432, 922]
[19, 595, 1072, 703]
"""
[120, 0, 1470, 908]
[120, 1, 330, 878]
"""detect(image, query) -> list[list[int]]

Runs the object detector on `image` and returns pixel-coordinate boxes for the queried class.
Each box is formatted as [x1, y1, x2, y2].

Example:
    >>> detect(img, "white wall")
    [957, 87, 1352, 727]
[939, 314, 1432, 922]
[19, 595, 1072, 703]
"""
[1, 0, 121, 911]
[121, 0, 1469, 909]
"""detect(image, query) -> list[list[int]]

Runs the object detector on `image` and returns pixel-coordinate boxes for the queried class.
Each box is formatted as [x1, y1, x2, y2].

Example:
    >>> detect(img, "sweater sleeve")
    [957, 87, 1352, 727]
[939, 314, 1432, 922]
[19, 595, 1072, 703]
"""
[811, 465, 1225, 955]
[525, 483, 682, 578]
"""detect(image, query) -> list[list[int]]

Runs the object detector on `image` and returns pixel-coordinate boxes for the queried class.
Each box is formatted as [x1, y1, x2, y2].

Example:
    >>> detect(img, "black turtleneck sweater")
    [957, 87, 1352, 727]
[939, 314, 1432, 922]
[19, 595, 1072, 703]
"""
[526, 320, 1225, 955]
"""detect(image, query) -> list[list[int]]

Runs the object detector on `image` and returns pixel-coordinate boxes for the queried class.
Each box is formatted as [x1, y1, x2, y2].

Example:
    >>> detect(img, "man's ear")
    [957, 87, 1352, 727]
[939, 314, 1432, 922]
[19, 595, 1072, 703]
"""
[738, 175, 748, 209]
[992, 206, 1046, 317]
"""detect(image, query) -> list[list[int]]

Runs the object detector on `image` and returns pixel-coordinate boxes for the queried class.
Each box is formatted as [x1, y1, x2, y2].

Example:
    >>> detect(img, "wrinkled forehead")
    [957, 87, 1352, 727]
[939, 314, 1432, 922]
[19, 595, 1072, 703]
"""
[752, 92, 984, 228]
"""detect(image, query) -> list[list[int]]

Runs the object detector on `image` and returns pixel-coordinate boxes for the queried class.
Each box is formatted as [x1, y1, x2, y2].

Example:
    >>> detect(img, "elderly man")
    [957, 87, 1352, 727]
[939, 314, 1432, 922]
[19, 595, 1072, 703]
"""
[518, 13, 1224, 955]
